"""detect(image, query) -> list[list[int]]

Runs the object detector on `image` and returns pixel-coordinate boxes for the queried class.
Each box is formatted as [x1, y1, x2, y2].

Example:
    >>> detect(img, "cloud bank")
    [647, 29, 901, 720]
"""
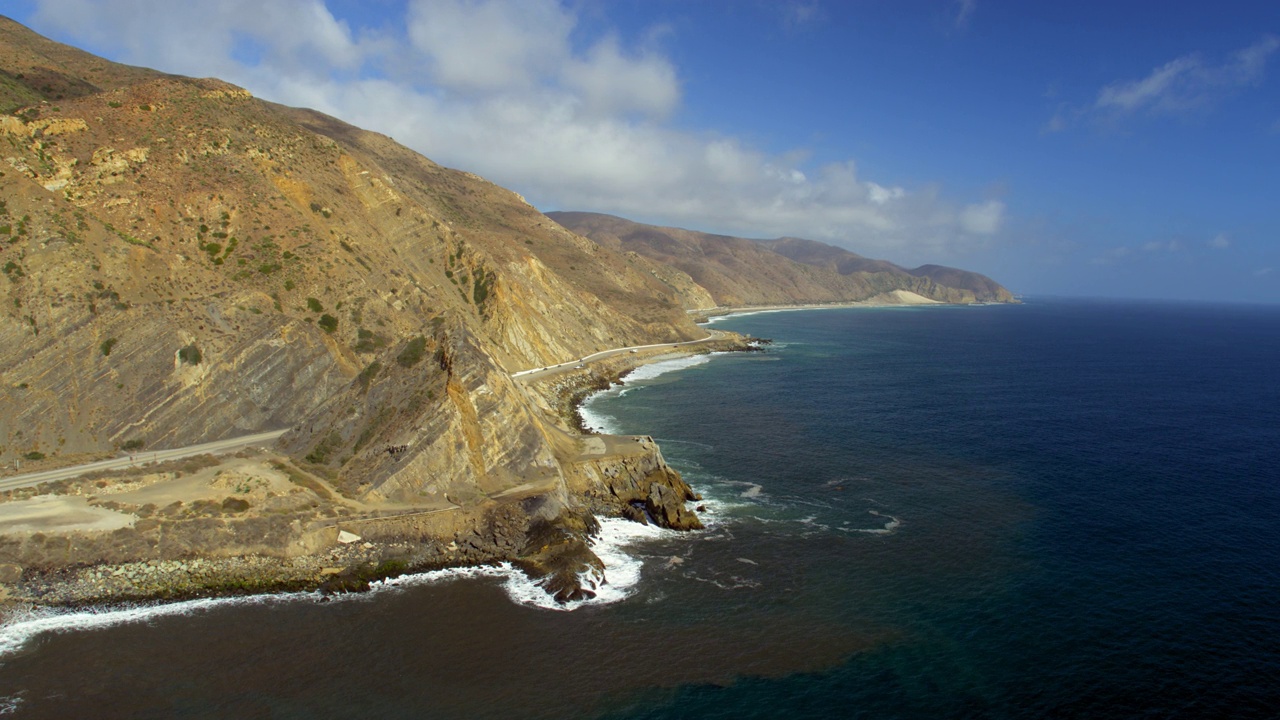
[28, 0, 1003, 262]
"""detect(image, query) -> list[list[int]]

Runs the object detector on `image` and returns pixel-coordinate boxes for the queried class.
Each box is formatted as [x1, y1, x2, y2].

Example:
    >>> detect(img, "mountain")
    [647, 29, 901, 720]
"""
[547, 212, 1016, 305]
[0, 16, 710, 454]
[0, 17, 1013, 606]
[0, 16, 716, 603]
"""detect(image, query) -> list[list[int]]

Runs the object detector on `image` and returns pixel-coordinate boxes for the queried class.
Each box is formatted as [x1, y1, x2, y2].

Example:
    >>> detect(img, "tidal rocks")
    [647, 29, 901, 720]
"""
[514, 513, 604, 603]
[643, 471, 703, 531]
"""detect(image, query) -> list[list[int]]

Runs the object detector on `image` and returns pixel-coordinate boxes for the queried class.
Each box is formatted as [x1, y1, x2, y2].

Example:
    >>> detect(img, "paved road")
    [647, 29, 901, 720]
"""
[0, 330, 728, 491]
[511, 329, 724, 382]
[0, 429, 289, 492]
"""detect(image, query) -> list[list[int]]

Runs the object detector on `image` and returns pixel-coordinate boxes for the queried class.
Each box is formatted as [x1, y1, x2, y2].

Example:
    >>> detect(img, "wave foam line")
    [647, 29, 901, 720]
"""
[578, 353, 720, 433]
[0, 589, 316, 659]
[0, 519, 684, 656]
[847, 510, 902, 535]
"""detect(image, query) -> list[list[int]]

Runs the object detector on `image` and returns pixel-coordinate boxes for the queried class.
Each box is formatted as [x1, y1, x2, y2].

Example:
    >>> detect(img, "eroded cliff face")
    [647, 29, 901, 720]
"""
[278, 315, 564, 507]
[565, 437, 703, 532]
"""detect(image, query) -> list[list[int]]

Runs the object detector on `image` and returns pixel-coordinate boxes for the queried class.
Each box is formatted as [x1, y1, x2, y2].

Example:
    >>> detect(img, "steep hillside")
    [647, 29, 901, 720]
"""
[762, 238, 1015, 303]
[547, 212, 1016, 306]
[0, 16, 701, 469]
[906, 264, 1015, 302]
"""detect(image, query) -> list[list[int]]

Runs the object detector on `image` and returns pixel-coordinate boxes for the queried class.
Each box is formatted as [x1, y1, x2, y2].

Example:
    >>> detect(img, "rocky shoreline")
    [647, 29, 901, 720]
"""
[0, 335, 760, 618]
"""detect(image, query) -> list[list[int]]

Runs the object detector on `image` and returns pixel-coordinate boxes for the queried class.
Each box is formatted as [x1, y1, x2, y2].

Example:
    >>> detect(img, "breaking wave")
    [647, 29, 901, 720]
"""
[578, 353, 718, 433]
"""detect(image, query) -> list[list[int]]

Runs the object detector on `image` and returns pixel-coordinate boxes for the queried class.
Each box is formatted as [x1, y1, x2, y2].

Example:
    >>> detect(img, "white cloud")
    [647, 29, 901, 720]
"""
[1050, 35, 1280, 131]
[562, 36, 679, 119]
[1256, 267, 1274, 277]
[26, 0, 1002, 262]
[1209, 233, 1231, 249]
[1141, 239, 1182, 253]
[406, 0, 572, 93]
[867, 182, 905, 205]
[32, 0, 372, 83]
[1096, 56, 1201, 114]
[782, 2, 821, 30]
[953, 0, 976, 30]
[1093, 238, 1190, 265]
[959, 200, 1005, 235]
[1092, 246, 1133, 266]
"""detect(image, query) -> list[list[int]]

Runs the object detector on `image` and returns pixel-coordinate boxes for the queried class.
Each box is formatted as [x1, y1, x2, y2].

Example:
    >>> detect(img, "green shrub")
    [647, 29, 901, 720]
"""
[121, 439, 145, 451]
[100, 337, 118, 356]
[23, 451, 45, 461]
[472, 268, 492, 306]
[357, 360, 382, 389]
[396, 336, 427, 368]
[354, 328, 388, 352]
[318, 314, 338, 333]
[305, 432, 342, 465]
[306, 297, 323, 313]
[178, 343, 202, 365]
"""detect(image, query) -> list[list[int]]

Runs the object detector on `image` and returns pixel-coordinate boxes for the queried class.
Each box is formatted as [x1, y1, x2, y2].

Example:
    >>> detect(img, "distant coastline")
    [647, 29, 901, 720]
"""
[692, 289, 1005, 323]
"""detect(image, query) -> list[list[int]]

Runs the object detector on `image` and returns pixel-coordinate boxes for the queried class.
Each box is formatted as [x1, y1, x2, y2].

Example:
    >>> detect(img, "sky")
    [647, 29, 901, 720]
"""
[7, 0, 1280, 302]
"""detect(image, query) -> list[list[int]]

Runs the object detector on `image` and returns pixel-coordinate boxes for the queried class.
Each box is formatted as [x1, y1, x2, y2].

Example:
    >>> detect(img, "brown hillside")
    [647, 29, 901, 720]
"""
[0, 17, 698, 475]
[547, 211, 1015, 306]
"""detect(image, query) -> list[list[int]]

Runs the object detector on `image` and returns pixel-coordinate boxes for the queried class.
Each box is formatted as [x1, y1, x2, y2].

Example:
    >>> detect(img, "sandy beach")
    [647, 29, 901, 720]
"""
[693, 290, 946, 322]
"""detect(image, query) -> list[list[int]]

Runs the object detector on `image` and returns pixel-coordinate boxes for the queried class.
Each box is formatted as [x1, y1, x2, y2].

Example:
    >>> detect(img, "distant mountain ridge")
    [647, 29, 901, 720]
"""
[546, 212, 1016, 306]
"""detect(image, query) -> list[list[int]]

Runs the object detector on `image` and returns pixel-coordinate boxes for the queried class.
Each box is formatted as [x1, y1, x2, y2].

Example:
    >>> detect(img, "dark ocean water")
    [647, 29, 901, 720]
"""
[2, 298, 1279, 719]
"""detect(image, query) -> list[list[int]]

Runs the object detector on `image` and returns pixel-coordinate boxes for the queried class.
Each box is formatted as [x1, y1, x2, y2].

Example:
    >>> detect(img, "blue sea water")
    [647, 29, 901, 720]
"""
[1, 298, 1278, 718]
[584, 298, 1280, 718]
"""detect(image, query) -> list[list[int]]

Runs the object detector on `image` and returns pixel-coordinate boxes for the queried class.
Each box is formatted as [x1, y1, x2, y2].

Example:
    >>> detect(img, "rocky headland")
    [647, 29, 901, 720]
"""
[0, 16, 1015, 613]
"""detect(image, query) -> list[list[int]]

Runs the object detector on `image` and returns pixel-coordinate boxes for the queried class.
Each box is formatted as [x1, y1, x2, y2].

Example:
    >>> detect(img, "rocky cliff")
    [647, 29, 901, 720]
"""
[0, 17, 1015, 606]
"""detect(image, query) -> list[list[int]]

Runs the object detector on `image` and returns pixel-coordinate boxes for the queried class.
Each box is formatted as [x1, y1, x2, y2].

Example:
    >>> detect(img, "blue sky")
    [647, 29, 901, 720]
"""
[9, 1, 1280, 302]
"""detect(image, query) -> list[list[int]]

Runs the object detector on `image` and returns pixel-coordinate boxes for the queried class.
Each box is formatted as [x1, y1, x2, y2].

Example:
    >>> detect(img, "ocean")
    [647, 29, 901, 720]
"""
[1, 298, 1278, 718]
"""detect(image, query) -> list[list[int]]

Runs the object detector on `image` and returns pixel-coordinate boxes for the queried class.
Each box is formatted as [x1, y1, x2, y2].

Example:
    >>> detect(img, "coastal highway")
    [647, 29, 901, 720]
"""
[0, 331, 727, 490]
[511, 329, 725, 382]
[0, 429, 289, 492]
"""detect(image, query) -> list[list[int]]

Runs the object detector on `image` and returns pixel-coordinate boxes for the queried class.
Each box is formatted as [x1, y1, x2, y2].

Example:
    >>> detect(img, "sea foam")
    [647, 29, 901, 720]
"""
[578, 353, 717, 433]
[0, 516, 681, 656]
[0, 590, 316, 659]
[375, 517, 675, 612]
